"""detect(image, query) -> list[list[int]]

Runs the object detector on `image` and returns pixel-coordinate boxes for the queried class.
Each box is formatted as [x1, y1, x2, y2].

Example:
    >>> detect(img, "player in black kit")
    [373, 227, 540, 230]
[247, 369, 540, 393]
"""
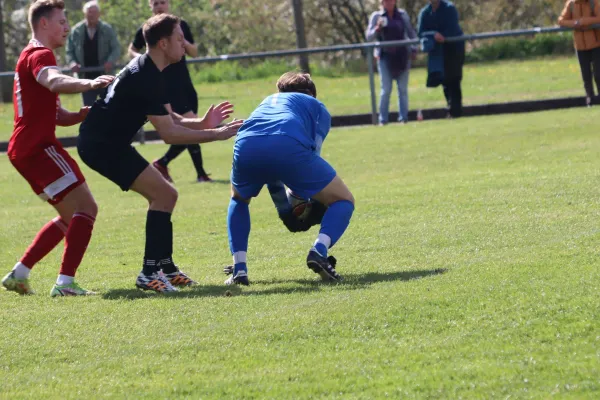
[128, 0, 210, 183]
[78, 14, 242, 293]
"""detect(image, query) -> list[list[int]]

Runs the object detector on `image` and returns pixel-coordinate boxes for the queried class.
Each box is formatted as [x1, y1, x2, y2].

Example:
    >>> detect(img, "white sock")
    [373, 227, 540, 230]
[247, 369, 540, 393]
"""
[56, 274, 74, 286]
[12, 262, 31, 280]
[233, 251, 247, 265]
[314, 234, 331, 249]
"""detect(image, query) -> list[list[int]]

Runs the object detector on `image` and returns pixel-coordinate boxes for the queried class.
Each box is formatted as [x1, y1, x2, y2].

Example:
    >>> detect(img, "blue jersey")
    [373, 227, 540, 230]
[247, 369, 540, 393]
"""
[236, 92, 332, 154]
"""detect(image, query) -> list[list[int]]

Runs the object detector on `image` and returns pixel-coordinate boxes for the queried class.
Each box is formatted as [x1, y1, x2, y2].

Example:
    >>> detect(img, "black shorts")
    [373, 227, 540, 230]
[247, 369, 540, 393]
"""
[77, 138, 149, 191]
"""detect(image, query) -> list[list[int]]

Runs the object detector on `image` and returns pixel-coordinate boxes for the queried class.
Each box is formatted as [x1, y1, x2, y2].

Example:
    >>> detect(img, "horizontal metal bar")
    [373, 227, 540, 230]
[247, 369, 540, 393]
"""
[0, 24, 595, 78]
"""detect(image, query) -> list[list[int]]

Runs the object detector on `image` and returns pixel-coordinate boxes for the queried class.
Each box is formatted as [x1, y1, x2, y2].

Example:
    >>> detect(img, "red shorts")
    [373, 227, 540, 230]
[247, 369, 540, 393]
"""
[10, 143, 86, 205]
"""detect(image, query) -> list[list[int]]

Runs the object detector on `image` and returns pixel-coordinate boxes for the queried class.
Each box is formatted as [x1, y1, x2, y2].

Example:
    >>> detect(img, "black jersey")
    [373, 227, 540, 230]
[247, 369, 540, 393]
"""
[131, 19, 195, 95]
[79, 53, 169, 145]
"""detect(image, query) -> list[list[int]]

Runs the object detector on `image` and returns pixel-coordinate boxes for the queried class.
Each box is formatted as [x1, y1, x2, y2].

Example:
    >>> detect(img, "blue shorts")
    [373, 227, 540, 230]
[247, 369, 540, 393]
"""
[231, 135, 336, 200]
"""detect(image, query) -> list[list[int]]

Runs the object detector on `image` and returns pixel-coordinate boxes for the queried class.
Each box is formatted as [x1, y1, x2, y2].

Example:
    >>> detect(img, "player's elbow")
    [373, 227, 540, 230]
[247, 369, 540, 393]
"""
[47, 81, 61, 93]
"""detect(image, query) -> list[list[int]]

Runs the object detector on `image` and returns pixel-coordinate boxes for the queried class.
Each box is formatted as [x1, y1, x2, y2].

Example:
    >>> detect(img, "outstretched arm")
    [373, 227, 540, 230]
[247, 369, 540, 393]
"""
[38, 68, 113, 94]
[170, 102, 235, 130]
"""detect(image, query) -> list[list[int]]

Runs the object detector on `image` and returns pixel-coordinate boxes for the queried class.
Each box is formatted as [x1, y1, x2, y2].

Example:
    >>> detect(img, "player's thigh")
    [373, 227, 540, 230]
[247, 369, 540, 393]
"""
[130, 165, 178, 209]
[311, 175, 354, 207]
[78, 141, 148, 192]
[230, 138, 269, 199]
[280, 150, 339, 202]
[11, 144, 87, 207]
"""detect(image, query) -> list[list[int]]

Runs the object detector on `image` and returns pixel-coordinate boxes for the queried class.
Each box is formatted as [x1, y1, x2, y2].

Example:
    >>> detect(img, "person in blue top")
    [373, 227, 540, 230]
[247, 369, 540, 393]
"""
[417, 0, 465, 118]
[225, 72, 355, 285]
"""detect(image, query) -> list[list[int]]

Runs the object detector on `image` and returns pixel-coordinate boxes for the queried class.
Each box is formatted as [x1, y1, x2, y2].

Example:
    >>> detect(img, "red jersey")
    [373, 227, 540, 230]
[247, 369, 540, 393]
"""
[9, 39, 60, 159]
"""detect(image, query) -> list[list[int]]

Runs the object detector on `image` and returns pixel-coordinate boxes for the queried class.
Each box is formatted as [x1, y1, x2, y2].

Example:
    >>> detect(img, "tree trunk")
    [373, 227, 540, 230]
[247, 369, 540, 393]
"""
[291, 0, 310, 73]
[0, 1, 13, 103]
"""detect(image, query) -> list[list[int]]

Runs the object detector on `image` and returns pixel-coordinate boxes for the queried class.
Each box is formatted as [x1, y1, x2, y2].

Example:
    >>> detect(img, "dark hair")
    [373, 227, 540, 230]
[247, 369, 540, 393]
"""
[29, 0, 65, 29]
[142, 13, 180, 47]
[276, 72, 317, 98]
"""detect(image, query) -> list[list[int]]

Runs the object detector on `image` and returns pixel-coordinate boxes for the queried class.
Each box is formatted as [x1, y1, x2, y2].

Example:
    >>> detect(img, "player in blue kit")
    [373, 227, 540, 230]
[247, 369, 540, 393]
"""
[225, 72, 355, 285]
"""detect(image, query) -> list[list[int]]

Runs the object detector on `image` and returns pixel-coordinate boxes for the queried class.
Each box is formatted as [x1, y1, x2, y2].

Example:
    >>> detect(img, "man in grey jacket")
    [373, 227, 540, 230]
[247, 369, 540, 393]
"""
[66, 1, 120, 106]
[366, 0, 417, 124]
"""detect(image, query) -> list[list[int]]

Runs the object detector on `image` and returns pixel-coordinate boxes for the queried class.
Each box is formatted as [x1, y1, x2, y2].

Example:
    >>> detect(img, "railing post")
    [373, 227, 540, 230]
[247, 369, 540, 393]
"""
[367, 49, 378, 125]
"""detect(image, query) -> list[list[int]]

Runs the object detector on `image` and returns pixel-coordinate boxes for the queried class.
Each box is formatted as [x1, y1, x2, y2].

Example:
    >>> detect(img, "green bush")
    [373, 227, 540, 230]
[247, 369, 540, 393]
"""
[465, 33, 574, 63]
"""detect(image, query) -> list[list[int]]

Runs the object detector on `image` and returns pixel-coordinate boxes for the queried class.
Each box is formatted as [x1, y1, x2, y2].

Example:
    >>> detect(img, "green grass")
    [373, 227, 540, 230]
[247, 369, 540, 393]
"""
[0, 56, 585, 142]
[1, 107, 599, 398]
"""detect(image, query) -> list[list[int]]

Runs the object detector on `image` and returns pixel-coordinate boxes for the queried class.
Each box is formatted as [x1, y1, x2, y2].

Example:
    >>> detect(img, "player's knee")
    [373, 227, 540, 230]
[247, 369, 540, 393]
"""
[346, 192, 355, 206]
[78, 197, 98, 218]
[162, 186, 178, 208]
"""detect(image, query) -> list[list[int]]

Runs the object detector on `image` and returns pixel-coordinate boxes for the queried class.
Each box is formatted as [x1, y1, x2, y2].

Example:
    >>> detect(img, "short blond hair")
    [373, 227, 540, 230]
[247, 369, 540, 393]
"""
[28, 0, 65, 29]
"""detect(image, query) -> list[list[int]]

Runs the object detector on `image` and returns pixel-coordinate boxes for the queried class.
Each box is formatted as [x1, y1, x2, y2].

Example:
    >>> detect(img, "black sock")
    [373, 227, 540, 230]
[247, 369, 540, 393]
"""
[158, 145, 186, 167]
[160, 219, 178, 274]
[187, 144, 207, 177]
[142, 258, 159, 275]
[143, 210, 172, 275]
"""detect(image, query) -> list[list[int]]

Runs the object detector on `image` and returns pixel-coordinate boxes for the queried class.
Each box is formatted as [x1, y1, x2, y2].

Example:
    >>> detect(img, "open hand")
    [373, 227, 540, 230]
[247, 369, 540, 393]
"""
[202, 102, 235, 128]
[215, 118, 244, 140]
[90, 75, 115, 89]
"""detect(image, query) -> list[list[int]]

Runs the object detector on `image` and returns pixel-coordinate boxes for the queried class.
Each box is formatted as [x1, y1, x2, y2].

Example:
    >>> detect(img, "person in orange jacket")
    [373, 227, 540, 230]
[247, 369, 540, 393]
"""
[559, 0, 600, 106]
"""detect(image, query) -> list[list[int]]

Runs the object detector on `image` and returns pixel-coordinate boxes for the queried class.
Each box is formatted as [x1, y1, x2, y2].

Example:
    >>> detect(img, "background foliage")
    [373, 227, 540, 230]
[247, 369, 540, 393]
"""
[1, 0, 571, 71]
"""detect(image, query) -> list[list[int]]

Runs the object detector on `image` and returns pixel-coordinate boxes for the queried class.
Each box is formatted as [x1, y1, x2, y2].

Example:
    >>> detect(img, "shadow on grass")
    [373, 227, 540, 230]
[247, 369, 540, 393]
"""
[101, 268, 447, 301]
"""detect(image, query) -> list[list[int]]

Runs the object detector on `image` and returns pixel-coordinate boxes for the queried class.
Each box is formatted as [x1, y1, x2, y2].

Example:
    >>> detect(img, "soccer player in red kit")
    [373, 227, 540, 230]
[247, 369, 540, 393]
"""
[1, 0, 113, 297]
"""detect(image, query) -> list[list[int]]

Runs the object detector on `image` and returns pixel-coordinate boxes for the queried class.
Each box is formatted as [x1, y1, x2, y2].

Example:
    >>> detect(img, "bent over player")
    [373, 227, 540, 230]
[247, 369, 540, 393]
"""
[78, 14, 242, 293]
[226, 72, 355, 286]
[1, 0, 113, 296]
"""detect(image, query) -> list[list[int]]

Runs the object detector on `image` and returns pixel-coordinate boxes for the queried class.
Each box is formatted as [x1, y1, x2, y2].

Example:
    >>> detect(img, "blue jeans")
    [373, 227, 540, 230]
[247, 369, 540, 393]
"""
[378, 58, 410, 123]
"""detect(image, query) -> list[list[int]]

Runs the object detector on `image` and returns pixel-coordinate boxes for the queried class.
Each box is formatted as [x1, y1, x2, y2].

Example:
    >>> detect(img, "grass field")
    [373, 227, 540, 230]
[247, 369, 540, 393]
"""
[0, 56, 586, 142]
[0, 107, 599, 398]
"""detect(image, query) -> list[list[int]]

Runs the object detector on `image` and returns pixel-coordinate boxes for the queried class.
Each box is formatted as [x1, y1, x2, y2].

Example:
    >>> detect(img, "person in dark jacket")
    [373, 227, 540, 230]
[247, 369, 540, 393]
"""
[417, 0, 465, 118]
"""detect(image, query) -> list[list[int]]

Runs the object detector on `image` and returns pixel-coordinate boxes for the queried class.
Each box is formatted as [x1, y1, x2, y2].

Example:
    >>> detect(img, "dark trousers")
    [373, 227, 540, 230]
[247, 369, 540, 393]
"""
[577, 47, 600, 99]
[443, 78, 463, 118]
[82, 88, 104, 106]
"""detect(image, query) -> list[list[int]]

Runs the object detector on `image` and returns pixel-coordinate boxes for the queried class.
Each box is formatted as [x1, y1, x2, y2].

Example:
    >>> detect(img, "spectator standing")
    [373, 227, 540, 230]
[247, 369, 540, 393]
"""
[559, 0, 600, 106]
[66, 1, 120, 106]
[417, 0, 464, 118]
[366, 0, 417, 125]
[129, 0, 212, 183]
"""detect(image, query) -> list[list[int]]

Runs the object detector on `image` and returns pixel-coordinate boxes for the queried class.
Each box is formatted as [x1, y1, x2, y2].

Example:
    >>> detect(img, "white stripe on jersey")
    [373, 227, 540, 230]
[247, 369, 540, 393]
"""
[35, 66, 60, 82]
[14, 73, 23, 118]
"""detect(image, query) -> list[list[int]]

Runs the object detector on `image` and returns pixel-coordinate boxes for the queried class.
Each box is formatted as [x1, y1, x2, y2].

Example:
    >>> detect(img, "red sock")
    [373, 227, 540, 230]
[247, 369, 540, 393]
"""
[20, 217, 68, 269]
[60, 213, 95, 277]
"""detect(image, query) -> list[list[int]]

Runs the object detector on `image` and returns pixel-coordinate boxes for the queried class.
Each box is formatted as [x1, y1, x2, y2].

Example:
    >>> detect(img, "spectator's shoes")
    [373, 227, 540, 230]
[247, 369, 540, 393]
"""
[306, 250, 342, 282]
[224, 270, 249, 286]
[135, 272, 178, 293]
[196, 174, 213, 183]
[50, 282, 96, 297]
[586, 97, 592, 107]
[164, 269, 197, 287]
[152, 160, 173, 183]
[2, 271, 35, 295]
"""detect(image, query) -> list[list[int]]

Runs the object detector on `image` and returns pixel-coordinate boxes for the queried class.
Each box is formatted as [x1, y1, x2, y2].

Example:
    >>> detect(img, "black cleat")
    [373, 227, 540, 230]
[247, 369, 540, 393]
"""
[306, 250, 342, 282]
[224, 270, 250, 286]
